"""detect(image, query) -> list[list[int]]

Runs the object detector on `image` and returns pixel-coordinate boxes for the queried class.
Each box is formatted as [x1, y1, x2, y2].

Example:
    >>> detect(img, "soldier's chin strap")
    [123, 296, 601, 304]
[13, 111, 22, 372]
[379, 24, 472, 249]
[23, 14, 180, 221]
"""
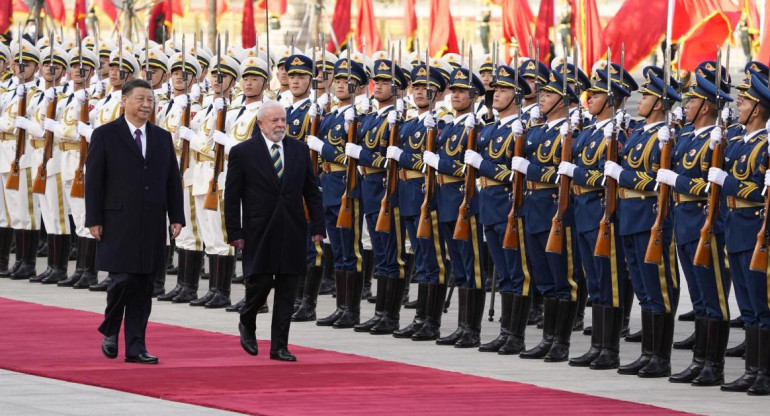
[497, 88, 517, 115]
[640, 96, 659, 119]
[541, 95, 564, 118]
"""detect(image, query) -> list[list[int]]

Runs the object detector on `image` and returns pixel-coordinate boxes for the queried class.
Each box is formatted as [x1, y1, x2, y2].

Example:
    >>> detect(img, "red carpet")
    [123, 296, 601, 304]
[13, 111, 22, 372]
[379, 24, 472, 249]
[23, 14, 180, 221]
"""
[0, 297, 692, 415]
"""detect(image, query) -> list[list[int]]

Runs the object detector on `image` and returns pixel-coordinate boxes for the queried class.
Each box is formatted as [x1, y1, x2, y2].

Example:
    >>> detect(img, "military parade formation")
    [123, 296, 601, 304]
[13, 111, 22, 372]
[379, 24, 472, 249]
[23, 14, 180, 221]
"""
[2, 22, 770, 396]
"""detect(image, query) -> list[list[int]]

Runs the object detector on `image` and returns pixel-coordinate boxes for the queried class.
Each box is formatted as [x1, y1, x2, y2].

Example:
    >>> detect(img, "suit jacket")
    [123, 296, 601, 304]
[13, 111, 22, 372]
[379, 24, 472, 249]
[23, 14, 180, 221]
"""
[224, 126, 325, 276]
[85, 116, 184, 274]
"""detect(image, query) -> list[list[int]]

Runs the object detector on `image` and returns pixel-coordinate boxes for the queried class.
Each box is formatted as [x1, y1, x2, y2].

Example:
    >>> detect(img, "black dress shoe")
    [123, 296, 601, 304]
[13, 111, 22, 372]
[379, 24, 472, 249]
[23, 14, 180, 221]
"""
[625, 329, 642, 342]
[125, 353, 158, 364]
[678, 310, 696, 321]
[270, 348, 297, 362]
[102, 335, 118, 359]
[239, 323, 258, 356]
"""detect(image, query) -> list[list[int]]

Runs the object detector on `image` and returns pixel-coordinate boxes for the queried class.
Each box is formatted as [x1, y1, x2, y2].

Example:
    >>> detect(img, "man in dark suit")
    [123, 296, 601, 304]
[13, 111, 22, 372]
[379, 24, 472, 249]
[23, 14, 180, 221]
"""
[85, 79, 185, 364]
[225, 101, 325, 362]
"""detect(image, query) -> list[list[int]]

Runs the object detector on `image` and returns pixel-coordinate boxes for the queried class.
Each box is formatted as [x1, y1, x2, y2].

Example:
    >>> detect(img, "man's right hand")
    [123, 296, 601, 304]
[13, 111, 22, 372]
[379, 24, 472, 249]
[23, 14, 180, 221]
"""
[89, 225, 103, 242]
[230, 239, 244, 250]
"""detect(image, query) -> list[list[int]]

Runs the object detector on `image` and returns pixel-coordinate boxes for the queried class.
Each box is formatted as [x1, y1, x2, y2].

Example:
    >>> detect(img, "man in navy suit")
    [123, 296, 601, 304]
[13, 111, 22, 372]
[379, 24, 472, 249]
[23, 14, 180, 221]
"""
[225, 101, 325, 362]
[85, 79, 185, 364]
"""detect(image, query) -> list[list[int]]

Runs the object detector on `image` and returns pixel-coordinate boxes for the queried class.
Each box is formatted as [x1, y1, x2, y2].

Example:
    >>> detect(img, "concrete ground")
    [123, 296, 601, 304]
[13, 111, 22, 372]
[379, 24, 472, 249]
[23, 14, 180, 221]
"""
[0, 254, 767, 416]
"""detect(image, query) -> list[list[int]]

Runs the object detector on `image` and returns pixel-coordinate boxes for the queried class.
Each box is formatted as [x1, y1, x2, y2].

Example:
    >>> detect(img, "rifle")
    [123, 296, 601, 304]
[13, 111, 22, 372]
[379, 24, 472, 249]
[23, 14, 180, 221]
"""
[179, 35, 192, 184]
[376, 45, 401, 233]
[502, 47, 525, 250]
[71, 29, 89, 199]
[693, 46, 728, 267]
[309, 37, 320, 176]
[203, 35, 227, 211]
[7, 40, 28, 191]
[453, 48, 478, 241]
[32, 39, 58, 194]
[336, 44, 359, 229]
[417, 49, 437, 240]
[596, 47, 620, 257]
[144, 25, 156, 124]
[751, 158, 770, 271]
[545, 50, 573, 254]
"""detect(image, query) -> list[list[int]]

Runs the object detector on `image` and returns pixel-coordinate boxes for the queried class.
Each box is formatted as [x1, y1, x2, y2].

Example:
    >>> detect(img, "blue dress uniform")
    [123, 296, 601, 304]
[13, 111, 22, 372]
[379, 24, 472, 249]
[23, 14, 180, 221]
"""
[718, 70, 770, 395]
[474, 65, 535, 355]
[516, 70, 581, 363]
[391, 64, 451, 340]
[431, 67, 487, 348]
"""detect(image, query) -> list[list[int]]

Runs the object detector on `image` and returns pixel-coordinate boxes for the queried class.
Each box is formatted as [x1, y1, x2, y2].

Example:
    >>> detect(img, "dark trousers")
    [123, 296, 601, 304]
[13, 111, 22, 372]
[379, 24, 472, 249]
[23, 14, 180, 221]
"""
[97, 272, 154, 357]
[240, 273, 298, 352]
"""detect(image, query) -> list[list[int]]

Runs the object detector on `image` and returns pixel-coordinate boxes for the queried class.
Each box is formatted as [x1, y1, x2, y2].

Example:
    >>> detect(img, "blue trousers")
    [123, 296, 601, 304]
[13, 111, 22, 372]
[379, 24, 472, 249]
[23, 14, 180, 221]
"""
[441, 215, 484, 289]
[324, 201, 364, 271]
[578, 224, 628, 308]
[623, 229, 678, 314]
[524, 227, 579, 300]
[403, 214, 443, 284]
[484, 219, 533, 295]
[364, 208, 407, 278]
[678, 235, 730, 320]
[728, 250, 770, 328]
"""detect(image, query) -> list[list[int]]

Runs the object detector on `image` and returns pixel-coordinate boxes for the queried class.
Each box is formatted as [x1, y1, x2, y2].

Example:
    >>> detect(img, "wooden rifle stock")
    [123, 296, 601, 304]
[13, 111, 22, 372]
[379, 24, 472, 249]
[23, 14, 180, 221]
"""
[336, 112, 359, 229]
[750, 177, 770, 272]
[375, 114, 400, 233]
[595, 130, 618, 257]
[203, 103, 227, 211]
[453, 122, 478, 241]
[502, 132, 526, 249]
[644, 139, 673, 264]
[693, 139, 725, 267]
[32, 94, 59, 194]
[178, 101, 192, 185]
[545, 125, 573, 253]
[70, 96, 90, 198]
[7, 89, 28, 190]
[416, 126, 437, 239]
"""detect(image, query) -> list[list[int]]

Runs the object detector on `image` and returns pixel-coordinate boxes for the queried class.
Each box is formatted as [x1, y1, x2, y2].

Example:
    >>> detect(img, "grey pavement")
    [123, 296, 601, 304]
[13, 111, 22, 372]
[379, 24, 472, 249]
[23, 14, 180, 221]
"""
[0, 255, 767, 416]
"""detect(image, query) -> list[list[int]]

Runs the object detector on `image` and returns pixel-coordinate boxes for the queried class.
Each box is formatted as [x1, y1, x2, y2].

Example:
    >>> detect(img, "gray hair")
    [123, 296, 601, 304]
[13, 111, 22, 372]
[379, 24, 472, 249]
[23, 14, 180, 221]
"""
[257, 100, 286, 121]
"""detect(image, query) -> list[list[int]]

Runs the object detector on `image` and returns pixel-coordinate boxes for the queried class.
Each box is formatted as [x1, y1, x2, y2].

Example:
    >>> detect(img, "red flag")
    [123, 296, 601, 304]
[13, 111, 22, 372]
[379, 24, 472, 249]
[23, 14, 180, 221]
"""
[758, 0, 770, 63]
[1, 1, 12, 36]
[574, 0, 605, 74]
[149, 3, 172, 41]
[501, 0, 534, 62]
[94, 0, 119, 23]
[534, 0, 554, 65]
[257, 0, 287, 16]
[327, 0, 351, 53]
[677, 11, 731, 70]
[356, 0, 381, 56]
[45, 0, 65, 24]
[404, 0, 418, 52]
[604, 0, 667, 72]
[73, 0, 88, 37]
[242, 0, 256, 48]
[429, 0, 459, 57]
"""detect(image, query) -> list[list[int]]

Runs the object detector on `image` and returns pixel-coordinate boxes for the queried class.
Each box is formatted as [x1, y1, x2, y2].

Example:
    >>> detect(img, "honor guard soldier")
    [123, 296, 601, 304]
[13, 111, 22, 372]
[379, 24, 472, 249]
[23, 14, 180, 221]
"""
[714, 69, 770, 395]
[519, 59, 550, 125]
[273, 47, 293, 107]
[306, 58, 368, 325]
[510, 68, 580, 362]
[0, 43, 13, 87]
[89, 39, 113, 100]
[0, 39, 42, 280]
[139, 47, 170, 112]
[193, 45, 213, 107]
[470, 64, 534, 354]
[423, 65, 487, 348]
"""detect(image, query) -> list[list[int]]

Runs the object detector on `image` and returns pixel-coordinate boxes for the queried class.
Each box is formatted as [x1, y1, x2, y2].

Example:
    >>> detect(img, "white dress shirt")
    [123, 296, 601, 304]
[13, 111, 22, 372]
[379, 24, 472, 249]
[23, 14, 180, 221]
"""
[126, 118, 147, 157]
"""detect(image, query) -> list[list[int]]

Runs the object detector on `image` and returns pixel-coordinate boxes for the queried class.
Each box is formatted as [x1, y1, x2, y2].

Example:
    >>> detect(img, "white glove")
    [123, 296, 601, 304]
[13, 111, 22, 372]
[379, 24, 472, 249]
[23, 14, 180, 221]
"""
[318, 93, 330, 109]
[672, 107, 683, 122]
[387, 110, 398, 127]
[603, 123, 614, 139]
[77, 122, 93, 142]
[396, 98, 405, 113]
[423, 113, 437, 129]
[615, 110, 630, 129]
[359, 98, 371, 113]
[43, 118, 58, 133]
[173, 94, 189, 110]
[423, 151, 439, 169]
[464, 113, 476, 131]
[386, 145, 403, 161]
[582, 109, 592, 124]
[604, 161, 623, 180]
[658, 126, 671, 150]
[510, 156, 530, 174]
[765, 117, 770, 134]
[343, 107, 355, 132]
[178, 126, 194, 142]
[213, 97, 225, 112]
[307, 135, 325, 152]
[308, 103, 319, 119]
[212, 130, 229, 146]
[570, 111, 580, 127]
[656, 168, 678, 186]
[709, 127, 722, 150]
[558, 161, 576, 178]
[160, 83, 170, 96]
[512, 119, 524, 136]
[345, 143, 362, 159]
[530, 105, 541, 121]
[721, 107, 732, 122]
[43, 87, 56, 104]
[559, 122, 569, 139]
[15, 84, 25, 97]
[74, 89, 87, 105]
[464, 150, 483, 169]
[13, 116, 31, 131]
[765, 170, 770, 188]
[190, 83, 201, 102]
[708, 167, 728, 186]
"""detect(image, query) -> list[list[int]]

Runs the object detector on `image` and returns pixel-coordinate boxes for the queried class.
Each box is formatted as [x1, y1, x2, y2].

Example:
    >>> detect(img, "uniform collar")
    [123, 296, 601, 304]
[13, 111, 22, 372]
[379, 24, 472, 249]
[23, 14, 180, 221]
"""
[593, 118, 612, 130]
[498, 114, 518, 126]
[643, 121, 665, 132]
[291, 97, 310, 110]
[546, 117, 566, 129]
[692, 125, 714, 138]
[744, 129, 766, 143]
[453, 112, 472, 125]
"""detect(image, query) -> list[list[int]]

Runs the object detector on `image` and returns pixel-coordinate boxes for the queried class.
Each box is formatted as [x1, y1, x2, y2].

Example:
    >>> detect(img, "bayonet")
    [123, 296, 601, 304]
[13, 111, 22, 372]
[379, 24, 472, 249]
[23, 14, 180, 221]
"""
[118, 34, 125, 83]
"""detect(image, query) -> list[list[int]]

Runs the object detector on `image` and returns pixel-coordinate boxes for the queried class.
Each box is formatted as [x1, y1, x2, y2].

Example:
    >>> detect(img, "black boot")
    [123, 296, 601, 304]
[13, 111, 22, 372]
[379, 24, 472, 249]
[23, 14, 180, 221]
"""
[692, 318, 730, 386]
[638, 312, 674, 378]
[7, 230, 21, 276]
[335, 271, 363, 328]
[293, 265, 323, 321]
[622, 277, 635, 337]
[722, 325, 759, 392]
[499, 294, 531, 355]
[673, 327, 697, 350]
[455, 288, 485, 348]
[618, 309, 654, 375]
[293, 271, 306, 313]
[0, 227, 13, 276]
[412, 283, 446, 341]
[479, 292, 513, 352]
[206, 255, 234, 308]
[227, 297, 246, 312]
[30, 234, 54, 282]
[41, 235, 70, 284]
[725, 338, 746, 358]
[151, 246, 170, 297]
[166, 242, 177, 274]
[371, 278, 407, 334]
[570, 305, 603, 366]
[10, 230, 38, 279]
[591, 306, 624, 369]
[158, 249, 187, 301]
[354, 274, 386, 331]
[520, 297, 558, 359]
[436, 287, 468, 345]
[544, 299, 579, 362]
[669, 316, 707, 383]
[172, 250, 204, 303]
[394, 282, 428, 338]
[319, 244, 335, 295]
[679, 309, 696, 321]
[361, 250, 373, 300]
[190, 254, 217, 306]
[527, 290, 543, 326]
[317, 270, 347, 326]
[75, 238, 98, 289]
[58, 237, 85, 287]
[747, 328, 770, 396]
[573, 277, 587, 332]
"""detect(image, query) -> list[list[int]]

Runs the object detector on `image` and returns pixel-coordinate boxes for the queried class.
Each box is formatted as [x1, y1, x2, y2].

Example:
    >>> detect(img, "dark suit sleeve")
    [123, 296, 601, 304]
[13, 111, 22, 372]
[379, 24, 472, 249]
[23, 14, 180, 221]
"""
[84, 127, 106, 227]
[224, 144, 244, 242]
[164, 129, 185, 226]
[302, 143, 326, 237]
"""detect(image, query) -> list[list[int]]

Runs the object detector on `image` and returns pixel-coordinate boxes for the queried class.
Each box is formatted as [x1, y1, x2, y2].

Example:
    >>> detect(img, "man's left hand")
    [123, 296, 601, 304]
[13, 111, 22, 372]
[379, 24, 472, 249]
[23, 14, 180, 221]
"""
[311, 234, 324, 243]
[230, 239, 244, 250]
[169, 223, 183, 240]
